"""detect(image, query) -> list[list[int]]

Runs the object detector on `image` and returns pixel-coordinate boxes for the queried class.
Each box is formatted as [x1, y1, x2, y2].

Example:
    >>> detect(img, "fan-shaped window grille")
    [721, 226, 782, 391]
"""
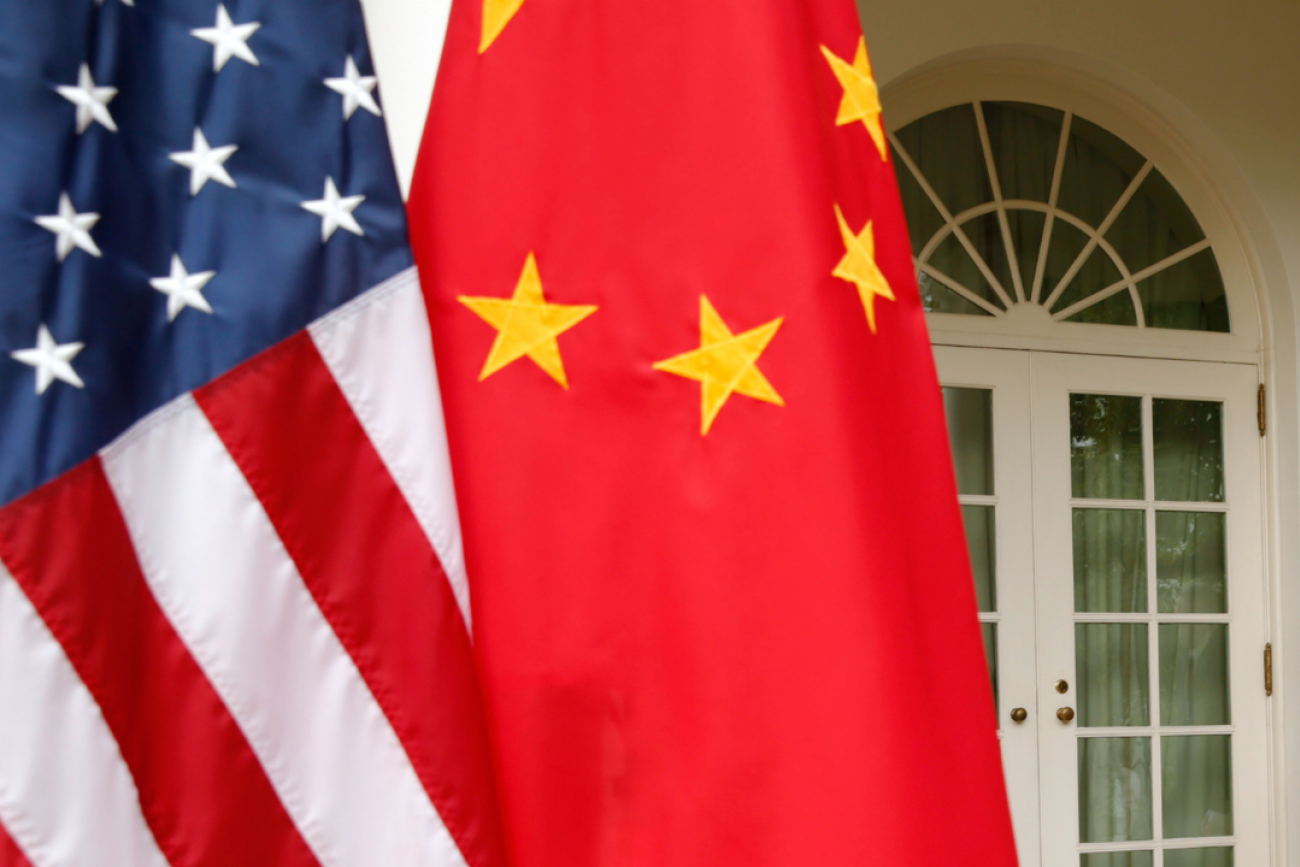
[891, 102, 1229, 331]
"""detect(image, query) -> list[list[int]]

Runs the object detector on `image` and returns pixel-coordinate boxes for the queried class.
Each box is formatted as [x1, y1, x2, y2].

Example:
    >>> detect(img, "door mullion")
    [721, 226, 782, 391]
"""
[1144, 395, 1164, 864]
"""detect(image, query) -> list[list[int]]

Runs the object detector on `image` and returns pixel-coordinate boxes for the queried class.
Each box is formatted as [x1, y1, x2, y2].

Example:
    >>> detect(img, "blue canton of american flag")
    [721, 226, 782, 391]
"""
[0, 5, 505, 867]
[1, 0, 410, 501]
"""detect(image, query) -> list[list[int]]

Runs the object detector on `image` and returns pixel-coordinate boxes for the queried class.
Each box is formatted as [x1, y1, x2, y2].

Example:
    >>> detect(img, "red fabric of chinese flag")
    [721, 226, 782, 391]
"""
[407, 1, 1018, 865]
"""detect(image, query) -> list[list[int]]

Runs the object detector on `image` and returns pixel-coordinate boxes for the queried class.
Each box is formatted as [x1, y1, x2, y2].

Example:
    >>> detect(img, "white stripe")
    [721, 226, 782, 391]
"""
[100, 396, 465, 867]
[0, 559, 169, 867]
[309, 266, 471, 631]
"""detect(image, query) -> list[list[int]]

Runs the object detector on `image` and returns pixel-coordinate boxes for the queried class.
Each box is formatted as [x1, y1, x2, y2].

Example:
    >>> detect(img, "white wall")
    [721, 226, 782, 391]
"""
[360, 0, 451, 196]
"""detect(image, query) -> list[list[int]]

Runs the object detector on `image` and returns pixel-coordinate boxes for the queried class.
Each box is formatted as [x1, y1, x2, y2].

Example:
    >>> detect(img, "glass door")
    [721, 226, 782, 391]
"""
[935, 346, 1040, 867]
[1032, 353, 1268, 867]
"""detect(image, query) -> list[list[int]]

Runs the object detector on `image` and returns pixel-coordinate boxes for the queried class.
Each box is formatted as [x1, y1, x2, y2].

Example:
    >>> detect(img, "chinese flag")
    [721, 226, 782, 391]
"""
[407, 1, 1018, 866]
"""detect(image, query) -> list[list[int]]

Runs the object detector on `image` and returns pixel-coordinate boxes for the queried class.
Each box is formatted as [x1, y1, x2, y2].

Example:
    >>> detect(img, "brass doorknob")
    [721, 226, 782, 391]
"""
[1057, 707, 1075, 723]
[1010, 708, 1028, 723]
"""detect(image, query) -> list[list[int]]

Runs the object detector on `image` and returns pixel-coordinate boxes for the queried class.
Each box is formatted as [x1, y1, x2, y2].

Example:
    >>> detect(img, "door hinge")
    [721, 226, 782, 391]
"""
[1265, 643, 1273, 696]
[1259, 384, 1267, 437]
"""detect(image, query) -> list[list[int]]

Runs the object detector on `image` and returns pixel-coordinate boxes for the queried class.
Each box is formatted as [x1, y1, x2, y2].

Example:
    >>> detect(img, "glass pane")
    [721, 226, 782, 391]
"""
[1079, 737, 1153, 843]
[1077, 623, 1150, 727]
[943, 387, 994, 496]
[919, 273, 993, 316]
[1081, 853, 1154, 867]
[1071, 394, 1144, 500]
[1074, 509, 1148, 613]
[894, 104, 993, 217]
[1042, 221, 1092, 307]
[1065, 290, 1139, 327]
[1157, 512, 1227, 614]
[926, 231, 1005, 311]
[1005, 209, 1047, 297]
[1160, 624, 1230, 726]
[962, 213, 1016, 300]
[1058, 115, 1148, 229]
[982, 622, 999, 717]
[1163, 847, 1233, 867]
[895, 158, 946, 258]
[1105, 168, 1206, 275]
[1138, 248, 1229, 333]
[1050, 247, 1125, 317]
[1154, 399, 1224, 502]
[982, 101, 1065, 204]
[1163, 735, 1233, 838]
[964, 506, 997, 612]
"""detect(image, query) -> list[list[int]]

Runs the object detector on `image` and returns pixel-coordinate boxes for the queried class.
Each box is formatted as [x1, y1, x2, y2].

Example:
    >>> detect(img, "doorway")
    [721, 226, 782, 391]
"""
[935, 346, 1268, 867]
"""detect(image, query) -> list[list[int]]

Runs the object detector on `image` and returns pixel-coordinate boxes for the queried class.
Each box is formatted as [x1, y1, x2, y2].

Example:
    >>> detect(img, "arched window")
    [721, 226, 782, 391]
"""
[891, 102, 1229, 332]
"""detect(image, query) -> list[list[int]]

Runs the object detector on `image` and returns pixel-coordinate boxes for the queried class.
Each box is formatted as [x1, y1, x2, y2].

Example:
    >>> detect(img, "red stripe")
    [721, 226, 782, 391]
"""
[0, 461, 322, 867]
[196, 332, 505, 867]
[0, 819, 31, 867]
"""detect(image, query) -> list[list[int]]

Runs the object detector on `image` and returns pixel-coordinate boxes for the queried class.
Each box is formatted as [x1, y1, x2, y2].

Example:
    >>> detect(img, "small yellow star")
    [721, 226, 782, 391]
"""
[833, 204, 896, 334]
[480, 0, 527, 53]
[820, 37, 888, 161]
[459, 252, 597, 388]
[653, 296, 784, 435]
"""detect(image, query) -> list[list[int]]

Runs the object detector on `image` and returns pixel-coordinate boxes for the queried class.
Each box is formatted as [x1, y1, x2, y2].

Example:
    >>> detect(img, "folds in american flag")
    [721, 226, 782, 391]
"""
[0, 4, 504, 867]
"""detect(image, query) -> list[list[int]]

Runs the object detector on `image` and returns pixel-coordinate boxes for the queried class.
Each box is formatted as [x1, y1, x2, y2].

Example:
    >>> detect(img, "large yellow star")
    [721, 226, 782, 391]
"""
[833, 204, 896, 334]
[820, 37, 888, 161]
[653, 296, 784, 435]
[459, 252, 597, 388]
[480, 0, 527, 53]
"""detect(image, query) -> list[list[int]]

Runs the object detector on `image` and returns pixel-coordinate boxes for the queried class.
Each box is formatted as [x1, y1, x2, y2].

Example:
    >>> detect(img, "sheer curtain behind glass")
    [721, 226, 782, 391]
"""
[1155, 401, 1232, 850]
[1071, 394, 1233, 862]
[1072, 395, 1151, 845]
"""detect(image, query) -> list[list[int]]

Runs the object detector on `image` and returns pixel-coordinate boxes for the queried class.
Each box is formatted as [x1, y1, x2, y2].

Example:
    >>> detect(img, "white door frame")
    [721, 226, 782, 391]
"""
[935, 346, 1040, 866]
[1032, 353, 1268, 867]
[936, 347, 1270, 867]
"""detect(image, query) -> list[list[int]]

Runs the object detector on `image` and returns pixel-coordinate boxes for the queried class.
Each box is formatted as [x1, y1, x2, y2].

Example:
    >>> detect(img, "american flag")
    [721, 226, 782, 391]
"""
[0, 4, 504, 867]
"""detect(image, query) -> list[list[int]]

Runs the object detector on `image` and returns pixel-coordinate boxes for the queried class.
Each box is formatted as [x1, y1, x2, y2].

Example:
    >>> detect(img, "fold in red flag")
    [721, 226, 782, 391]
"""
[408, 1, 1018, 865]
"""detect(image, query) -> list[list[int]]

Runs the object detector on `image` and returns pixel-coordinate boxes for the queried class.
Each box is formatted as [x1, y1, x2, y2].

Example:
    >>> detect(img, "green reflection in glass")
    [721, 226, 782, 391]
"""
[928, 231, 1005, 311]
[943, 388, 994, 496]
[982, 622, 998, 718]
[1079, 737, 1153, 843]
[1163, 735, 1233, 839]
[919, 271, 992, 316]
[1051, 247, 1124, 317]
[963, 506, 997, 612]
[1074, 509, 1148, 613]
[1160, 624, 1230, 727]
[1163, 847, 1233, 867]
[962, 213, 1017, 301]
[1080, 853, 1153, 867]
[1043, 221, 1092, 311]
[1157, 512, 1227, 614]
[1077, 623, 1150, 727]
[1065, 289, 1139, 327]
[1072, 394, 1144, 500]
[1138, 248, 1229, 334]
[1154, 399, 1224, 503]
